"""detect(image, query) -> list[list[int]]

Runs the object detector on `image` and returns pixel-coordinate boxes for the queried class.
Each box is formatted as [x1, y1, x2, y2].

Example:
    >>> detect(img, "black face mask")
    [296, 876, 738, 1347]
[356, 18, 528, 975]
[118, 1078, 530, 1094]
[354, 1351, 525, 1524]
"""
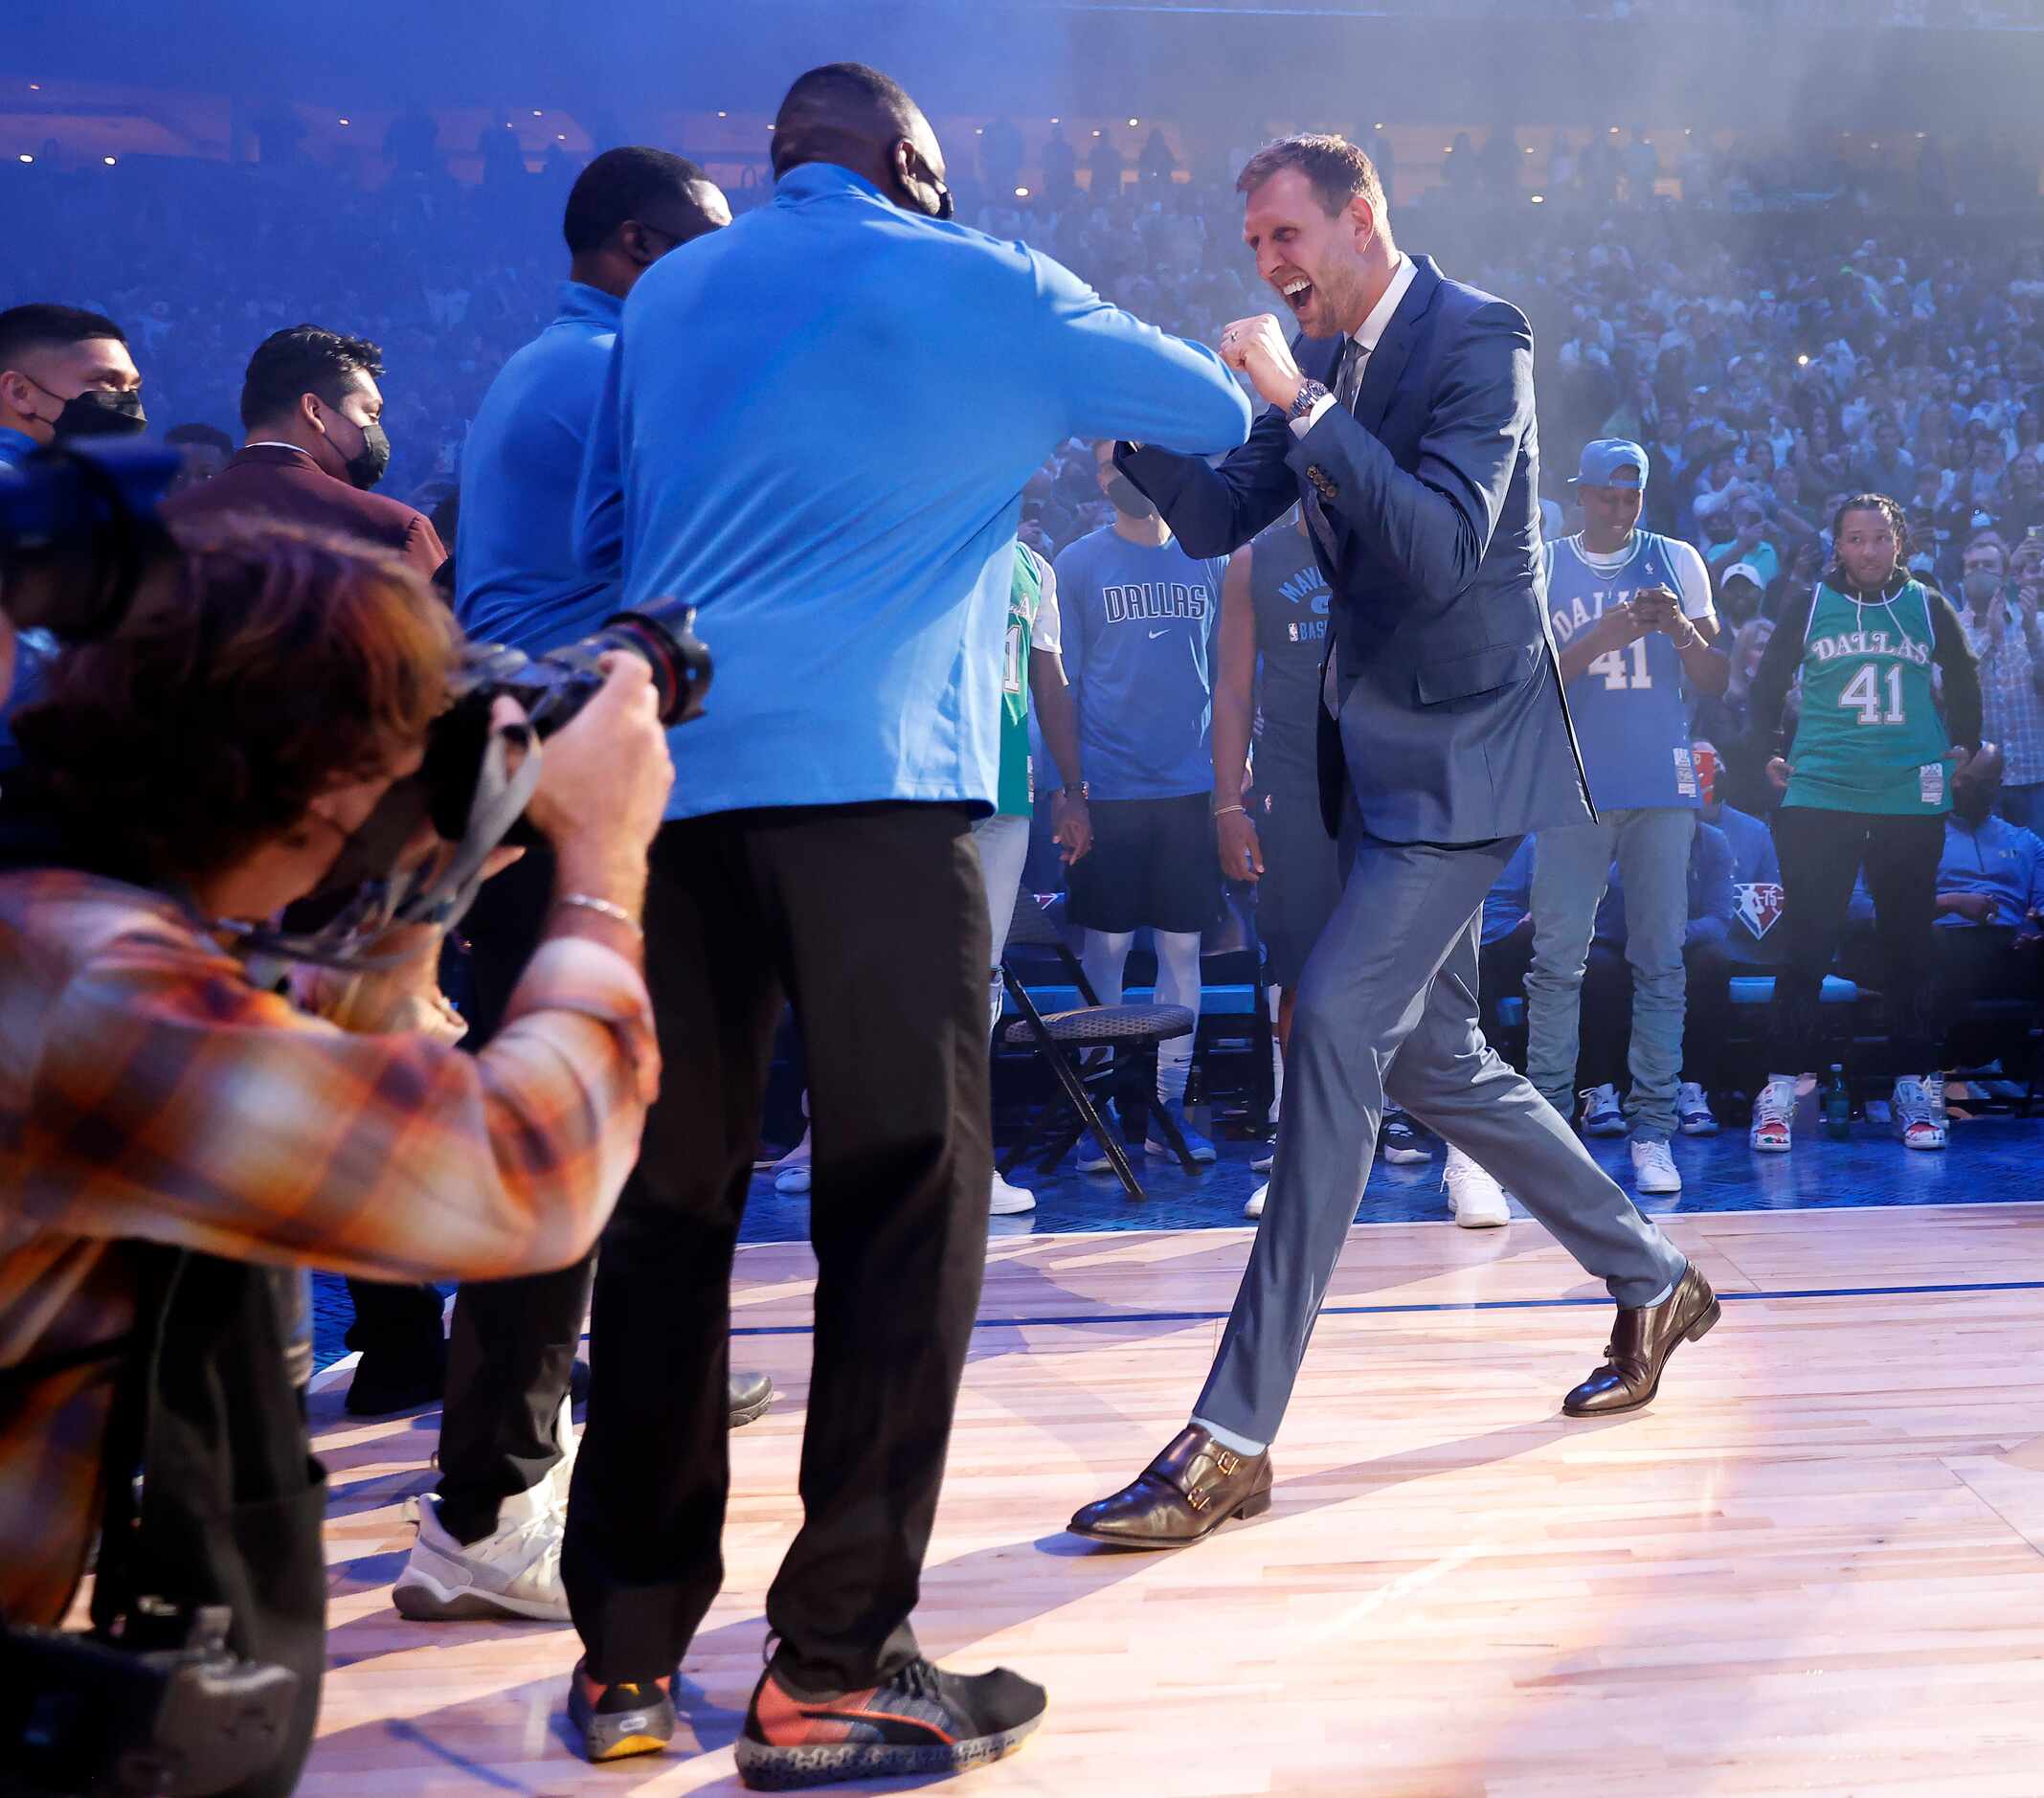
[335, 414, 392, 491]
[50, 386, 147, 440]
[1104, 473, 1157, 520]
[896, 140, 954, 222]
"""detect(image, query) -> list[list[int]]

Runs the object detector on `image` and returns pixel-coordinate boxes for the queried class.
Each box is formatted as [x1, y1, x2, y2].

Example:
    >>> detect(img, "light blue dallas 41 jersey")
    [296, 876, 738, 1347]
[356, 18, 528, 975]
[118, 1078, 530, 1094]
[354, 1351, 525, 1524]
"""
[1544, 530, 1712, 811]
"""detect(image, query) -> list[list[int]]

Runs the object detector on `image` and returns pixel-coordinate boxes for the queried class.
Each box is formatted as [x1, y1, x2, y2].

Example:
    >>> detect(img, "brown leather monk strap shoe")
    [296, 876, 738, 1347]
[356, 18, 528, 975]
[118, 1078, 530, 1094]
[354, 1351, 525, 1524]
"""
[1067, 1426, 1273, 1547]
[1562, 1264, 1720, 1417]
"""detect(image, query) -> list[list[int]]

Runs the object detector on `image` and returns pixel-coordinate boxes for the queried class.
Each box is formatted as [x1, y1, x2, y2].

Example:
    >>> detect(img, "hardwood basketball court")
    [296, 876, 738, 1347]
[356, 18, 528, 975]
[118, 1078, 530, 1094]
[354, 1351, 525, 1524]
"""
[301, 1202, 2044, 1795]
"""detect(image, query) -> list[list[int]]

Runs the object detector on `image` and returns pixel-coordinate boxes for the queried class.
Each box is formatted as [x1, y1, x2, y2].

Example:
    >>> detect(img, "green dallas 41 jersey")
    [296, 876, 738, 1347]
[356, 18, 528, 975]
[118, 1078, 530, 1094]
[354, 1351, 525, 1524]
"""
[1786, 576, 1952, 816]
[998, 544, 1063, 820]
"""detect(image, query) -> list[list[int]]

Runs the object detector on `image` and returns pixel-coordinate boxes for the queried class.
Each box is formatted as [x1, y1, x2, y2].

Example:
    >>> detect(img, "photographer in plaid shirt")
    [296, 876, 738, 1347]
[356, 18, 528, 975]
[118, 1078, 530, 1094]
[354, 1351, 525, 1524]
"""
[0, 527, 667, 1741]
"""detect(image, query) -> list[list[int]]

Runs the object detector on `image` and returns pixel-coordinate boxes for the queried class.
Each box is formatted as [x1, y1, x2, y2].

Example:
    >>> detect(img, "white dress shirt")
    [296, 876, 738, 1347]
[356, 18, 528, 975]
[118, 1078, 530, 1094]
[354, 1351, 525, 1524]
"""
[1290, 253, 1418, 438]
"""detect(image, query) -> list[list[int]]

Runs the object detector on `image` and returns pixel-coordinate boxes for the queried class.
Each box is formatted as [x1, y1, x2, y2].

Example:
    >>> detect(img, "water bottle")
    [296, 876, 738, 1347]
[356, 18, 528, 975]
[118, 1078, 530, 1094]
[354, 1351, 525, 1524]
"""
[1821, 1065, 1852, 1140]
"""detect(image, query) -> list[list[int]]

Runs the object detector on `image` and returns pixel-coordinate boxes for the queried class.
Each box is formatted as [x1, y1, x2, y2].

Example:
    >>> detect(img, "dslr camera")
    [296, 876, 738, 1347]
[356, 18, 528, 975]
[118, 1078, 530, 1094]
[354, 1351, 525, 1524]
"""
[0, 439, 711, 967]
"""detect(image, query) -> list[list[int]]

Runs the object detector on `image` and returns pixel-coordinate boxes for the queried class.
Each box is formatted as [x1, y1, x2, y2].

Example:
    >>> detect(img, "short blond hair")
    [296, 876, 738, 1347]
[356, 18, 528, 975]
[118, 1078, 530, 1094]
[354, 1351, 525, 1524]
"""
[1236, 134, 1387, 220]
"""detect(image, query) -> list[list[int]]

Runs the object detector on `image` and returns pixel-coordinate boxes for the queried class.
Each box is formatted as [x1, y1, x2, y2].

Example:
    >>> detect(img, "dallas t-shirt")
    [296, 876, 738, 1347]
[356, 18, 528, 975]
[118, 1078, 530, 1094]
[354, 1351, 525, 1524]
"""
[1055, 525, 1226, 801]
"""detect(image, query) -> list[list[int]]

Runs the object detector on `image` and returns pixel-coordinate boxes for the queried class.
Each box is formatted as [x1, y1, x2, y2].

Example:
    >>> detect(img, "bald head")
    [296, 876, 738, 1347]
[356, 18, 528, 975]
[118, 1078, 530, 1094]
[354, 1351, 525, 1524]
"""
[771, 62, 950, 220]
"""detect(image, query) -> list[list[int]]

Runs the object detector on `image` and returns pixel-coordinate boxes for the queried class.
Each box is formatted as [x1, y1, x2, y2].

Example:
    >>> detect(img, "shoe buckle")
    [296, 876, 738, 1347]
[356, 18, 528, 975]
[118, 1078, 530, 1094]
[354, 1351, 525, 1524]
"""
[1185, 1488, 1211, 1512]
[1212, 1449, 1241, 1477]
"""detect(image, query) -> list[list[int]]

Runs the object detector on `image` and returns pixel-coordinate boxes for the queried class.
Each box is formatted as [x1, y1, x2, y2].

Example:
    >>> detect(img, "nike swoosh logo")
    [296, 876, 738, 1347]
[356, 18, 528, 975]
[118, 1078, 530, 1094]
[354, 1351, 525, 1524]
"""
[1148, 628, 1168, 639]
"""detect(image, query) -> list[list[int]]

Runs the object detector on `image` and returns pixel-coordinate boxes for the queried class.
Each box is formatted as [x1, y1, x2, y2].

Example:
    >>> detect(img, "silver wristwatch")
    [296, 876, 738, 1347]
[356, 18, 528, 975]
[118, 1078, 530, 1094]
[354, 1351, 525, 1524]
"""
[1286, 379, 1331, 424]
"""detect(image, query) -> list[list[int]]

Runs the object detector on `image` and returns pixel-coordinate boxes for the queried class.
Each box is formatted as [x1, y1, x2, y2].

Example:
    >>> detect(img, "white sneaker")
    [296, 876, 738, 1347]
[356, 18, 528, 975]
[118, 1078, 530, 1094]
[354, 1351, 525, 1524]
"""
[1677, 1082, 1720, 1136]
[1748, 1074, 1796, 1153]
[1244, 1182, 1268, 1220]
[773, 1162, 812, 1196]
[1629, 1135, 1682, 1195]
[1893, 1073, 1947, 1151]
[1580, 1084, 1627, 1137]
[393, 1479, 568, 1622]
[1443, 1147, 1509, 1227]
[989, 1169, 1037, 1215]
[1251, 1150, 1274, 1174]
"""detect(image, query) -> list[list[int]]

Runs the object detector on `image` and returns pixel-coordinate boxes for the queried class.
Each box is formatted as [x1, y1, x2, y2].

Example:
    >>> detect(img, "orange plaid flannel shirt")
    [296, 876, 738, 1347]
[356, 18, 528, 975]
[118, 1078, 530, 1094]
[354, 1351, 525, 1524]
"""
[0, 868, 659, 1625]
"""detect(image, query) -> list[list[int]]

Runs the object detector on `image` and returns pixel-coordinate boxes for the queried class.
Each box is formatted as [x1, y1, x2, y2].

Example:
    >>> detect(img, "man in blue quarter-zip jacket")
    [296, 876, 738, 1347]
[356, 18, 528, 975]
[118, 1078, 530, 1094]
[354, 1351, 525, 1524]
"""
[1930, 742, 2044, 1057]
[388, 149, 772, 1638]
[563, 63, 1250, 1785]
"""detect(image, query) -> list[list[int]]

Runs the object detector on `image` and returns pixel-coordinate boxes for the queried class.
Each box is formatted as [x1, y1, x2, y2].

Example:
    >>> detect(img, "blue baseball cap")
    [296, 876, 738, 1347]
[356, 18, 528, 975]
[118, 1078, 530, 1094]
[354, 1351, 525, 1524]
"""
[1571, 438, 1650, 489]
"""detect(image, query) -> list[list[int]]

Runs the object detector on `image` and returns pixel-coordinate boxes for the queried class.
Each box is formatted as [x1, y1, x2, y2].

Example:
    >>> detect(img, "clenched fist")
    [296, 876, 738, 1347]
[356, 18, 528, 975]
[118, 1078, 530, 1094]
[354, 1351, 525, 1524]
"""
[1219, 314, 1307, 413]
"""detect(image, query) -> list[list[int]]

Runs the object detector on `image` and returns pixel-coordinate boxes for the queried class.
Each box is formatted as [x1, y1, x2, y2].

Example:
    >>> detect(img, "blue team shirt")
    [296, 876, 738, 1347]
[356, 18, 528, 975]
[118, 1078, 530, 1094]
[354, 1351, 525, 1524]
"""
[574, 162, 1251, 820]
[1936, 813, 2044, 929]
[1545, 530, 1707, 811]
[1711, 803, 1781, 887]
[458, 281, 625, 655]
[1247, 513, 1331, 794]
[1482, 836, 1536, 945]
[1056, 527, 1226, 801]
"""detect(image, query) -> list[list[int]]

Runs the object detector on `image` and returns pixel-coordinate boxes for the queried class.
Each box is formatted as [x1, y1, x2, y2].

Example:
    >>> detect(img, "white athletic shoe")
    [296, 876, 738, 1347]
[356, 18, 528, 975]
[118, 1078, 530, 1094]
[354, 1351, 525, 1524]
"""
[1443, 1147, 1509, 1228]
[1677, 1082, 1720, 1136]
[1580, 1084, 1628, 1137]
[1893, 1073, 1947, 1151]
[989, 1169, 1037, 1215]
[1251, 1150, 1274, 1174]
[1749, 1074, 1796, 1153]
[1629, 1135, 1682, 1195]
[393, 1478, 568, 1622]
[1244, 1182, 1268, 1220]
[771, 1126, 812, 1196]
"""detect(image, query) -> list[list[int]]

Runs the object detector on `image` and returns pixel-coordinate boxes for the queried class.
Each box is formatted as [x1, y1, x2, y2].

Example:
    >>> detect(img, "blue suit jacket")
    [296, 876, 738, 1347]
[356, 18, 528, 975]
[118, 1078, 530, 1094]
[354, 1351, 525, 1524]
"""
[1119, 255, 1591, 846]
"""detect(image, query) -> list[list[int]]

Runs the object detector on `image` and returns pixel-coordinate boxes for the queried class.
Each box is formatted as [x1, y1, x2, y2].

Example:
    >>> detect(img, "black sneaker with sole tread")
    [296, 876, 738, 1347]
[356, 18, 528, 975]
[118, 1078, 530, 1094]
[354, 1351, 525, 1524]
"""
[734, 1655, 1045, 1790]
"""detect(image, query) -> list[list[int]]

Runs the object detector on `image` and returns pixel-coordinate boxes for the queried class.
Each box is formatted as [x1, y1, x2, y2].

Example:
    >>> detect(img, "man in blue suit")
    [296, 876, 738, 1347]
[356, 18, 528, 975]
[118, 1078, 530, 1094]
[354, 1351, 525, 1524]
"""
[1070, 135, 1717, 1551]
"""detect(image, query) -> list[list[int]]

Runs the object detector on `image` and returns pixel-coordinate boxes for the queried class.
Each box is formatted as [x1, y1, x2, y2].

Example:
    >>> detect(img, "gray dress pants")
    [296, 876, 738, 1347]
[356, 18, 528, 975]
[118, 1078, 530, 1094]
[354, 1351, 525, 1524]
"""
[1194, 829, 1688, 1447]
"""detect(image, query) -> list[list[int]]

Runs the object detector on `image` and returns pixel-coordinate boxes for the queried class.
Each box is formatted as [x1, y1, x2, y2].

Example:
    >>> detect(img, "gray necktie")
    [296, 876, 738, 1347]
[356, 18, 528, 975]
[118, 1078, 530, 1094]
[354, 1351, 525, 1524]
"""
[1336, 334, 1366, 411]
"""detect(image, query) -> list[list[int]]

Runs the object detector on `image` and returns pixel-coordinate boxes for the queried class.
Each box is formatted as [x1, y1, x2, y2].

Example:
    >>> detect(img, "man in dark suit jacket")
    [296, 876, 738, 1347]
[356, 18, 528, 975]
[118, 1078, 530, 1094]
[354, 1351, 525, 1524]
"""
[163, 325, 446, 581]
[166, 323, 447, 1415]
[1070, 136, 1717, 1550]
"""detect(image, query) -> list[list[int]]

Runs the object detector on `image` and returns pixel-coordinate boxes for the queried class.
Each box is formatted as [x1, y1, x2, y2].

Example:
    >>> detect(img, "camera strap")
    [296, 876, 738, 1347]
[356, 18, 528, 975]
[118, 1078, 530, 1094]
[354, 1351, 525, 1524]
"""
[388, 715, 542, 934]
[230, 718, 541, 982]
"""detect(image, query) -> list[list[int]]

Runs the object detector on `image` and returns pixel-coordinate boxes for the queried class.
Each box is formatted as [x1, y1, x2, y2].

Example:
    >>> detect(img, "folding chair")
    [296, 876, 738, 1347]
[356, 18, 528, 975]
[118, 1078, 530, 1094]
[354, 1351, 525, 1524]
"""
[997, 890, 1200, 1200]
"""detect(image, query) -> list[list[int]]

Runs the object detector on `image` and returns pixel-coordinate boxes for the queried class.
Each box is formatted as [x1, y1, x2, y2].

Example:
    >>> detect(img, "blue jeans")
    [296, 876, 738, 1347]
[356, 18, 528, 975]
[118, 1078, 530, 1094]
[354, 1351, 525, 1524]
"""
[1526, 808, 1696, 1140]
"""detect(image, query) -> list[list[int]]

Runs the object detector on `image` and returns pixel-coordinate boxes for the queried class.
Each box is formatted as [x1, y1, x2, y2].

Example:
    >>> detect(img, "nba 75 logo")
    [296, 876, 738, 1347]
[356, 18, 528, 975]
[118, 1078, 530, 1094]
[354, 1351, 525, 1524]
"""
[1735, 882, 1785, 939]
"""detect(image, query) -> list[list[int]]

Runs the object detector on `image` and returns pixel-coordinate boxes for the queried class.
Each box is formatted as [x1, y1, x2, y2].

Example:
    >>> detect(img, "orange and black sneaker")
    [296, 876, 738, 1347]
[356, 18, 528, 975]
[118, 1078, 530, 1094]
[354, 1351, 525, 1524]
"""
[566, 1658, 675, 1763]
[733, 1654, 1045, 1790]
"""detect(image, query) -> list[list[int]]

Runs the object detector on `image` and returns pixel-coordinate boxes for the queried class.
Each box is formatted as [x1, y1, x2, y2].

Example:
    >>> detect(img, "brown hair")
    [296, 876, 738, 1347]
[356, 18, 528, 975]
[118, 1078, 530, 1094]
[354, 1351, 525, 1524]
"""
[15, 520, 457, 886]
[1236, 134, 1387, 222]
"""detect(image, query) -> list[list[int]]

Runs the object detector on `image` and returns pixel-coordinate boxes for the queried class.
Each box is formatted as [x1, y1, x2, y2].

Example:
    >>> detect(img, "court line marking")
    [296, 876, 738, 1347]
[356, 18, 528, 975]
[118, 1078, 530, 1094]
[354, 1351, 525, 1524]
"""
[730, 1278, 2044, 1337]
[734, 1197, 2044, 1250]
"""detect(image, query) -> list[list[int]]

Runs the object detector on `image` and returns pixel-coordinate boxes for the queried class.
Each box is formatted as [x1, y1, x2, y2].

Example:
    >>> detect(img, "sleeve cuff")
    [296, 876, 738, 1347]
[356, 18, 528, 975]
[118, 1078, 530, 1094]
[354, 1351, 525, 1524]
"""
[1289, 393, 1336, 439]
